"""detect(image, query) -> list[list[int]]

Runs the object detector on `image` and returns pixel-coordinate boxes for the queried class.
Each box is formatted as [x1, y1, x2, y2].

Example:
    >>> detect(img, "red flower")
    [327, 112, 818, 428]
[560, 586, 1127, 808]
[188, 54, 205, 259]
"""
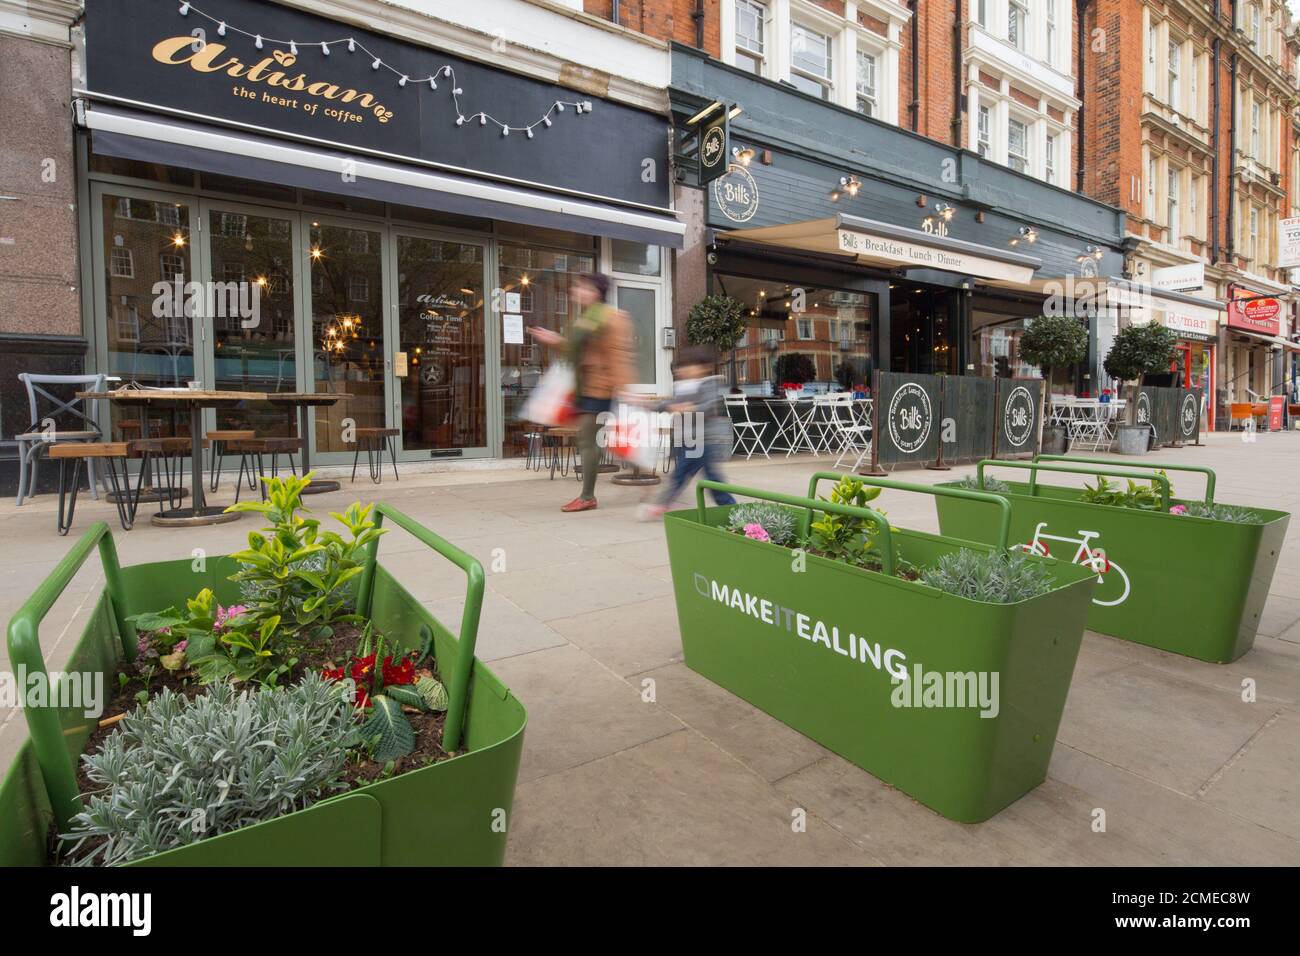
[354, 684, 370, 708]
[321, 665, 345, 682]
[382, 654, 416, 686]
[349, 653, 377, 683]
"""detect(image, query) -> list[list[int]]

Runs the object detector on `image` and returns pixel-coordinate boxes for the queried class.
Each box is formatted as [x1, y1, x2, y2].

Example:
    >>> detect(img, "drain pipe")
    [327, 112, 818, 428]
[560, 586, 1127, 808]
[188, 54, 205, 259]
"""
[1211, 34, 1222, 264]
[909, 0, 920, 131]
[693, 0, 704, 49]
[1227, 48, 1238, 263]
[1076, 0, 1089, 192]
[953, 0, 963, 146]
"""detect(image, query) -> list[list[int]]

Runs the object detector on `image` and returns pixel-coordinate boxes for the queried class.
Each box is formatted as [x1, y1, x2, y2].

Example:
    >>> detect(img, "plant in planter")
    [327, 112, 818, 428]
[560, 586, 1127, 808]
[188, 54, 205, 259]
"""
[954, 474, 1010, 493]
[1178, 502, 1264, 524]
[725, 501, 800, 545]
[63, 674, 358, 866]
[773, 353, 817, 390]
[686, 295, 745, 383]
[1019, 315, 1087, 452]
[1103, 324, 1177, 453]
[663, 471, 1097, 821]
[1079, 471, 1172, 511]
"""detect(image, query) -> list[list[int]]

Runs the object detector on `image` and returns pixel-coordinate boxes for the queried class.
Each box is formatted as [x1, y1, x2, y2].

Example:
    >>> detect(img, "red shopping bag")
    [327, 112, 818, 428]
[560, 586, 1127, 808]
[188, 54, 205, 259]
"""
[605, 406, 664, 471]
[521, 362, 575, 426]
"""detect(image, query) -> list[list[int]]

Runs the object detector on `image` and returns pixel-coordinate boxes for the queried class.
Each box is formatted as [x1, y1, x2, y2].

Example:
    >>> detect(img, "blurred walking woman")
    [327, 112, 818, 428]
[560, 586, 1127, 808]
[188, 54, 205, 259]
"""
[528, 273, 634, 513]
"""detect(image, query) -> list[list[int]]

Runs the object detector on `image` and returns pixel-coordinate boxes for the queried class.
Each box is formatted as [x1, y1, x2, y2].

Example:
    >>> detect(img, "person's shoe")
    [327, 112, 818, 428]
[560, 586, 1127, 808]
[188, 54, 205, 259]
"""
[561, 496, 598, 513]
[638, 503, 670, 522]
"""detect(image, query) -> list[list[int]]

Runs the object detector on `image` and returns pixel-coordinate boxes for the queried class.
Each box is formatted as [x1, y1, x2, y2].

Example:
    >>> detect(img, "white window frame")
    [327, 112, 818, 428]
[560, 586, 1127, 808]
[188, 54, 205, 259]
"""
[855, 48, 878, 117]
[790, 22, 834, 101]
[1007, 116, 1030, 174]
[1167, 167, 1180, 244]
[734, 0, 767, 75]
[110, 247, 134, 279]
[601, 237, 671, 391]
[1008, 1, 1028, 52]
[1251, 101, 1261, 160]
[159, 252, 185, 282]
[1146, 155, 1158, 220]
[1167, 40, 1180, 110]
[1045, 133, 1056, 184]
[977, 104, 991, 158]
[797, 317, 814, 340]
[1249, 206, 1260, 264]
[1045, 1, 1058, 69]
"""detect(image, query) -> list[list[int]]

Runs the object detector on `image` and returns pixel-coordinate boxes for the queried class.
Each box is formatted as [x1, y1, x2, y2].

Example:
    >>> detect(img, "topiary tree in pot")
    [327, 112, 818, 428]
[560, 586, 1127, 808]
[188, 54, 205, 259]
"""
[1019, 315, 1088, 453]
[686, 295, 746, 382]
[773, 353, 817, 393]
[1103, 322, 1177, 454]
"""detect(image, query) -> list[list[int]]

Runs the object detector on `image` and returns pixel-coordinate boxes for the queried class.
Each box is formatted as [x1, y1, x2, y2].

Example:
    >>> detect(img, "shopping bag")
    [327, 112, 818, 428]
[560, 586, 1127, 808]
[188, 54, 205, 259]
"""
[521, 362, 575, 426]
[605, 405, 666, 471]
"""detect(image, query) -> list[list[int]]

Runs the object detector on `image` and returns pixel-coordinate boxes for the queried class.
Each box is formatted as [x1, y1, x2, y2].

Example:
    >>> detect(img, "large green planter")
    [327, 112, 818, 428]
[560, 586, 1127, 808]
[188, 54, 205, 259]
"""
[0, 505, 526, 867]
[664, 473, 1096, 823]
[934, 455, 1290, 663]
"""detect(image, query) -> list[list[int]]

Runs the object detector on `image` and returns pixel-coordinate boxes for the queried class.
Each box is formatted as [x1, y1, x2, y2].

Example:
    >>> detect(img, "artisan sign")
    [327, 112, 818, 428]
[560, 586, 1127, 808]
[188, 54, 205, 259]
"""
[837, 229, 1034, 284]
[83, 0, 670, 208]
[1226, 294, 1282, 336]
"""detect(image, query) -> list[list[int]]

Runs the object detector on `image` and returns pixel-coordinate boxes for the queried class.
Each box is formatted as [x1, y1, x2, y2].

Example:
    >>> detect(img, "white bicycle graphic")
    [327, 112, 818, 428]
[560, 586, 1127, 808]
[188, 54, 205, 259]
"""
[1016, 522, 1131, 607]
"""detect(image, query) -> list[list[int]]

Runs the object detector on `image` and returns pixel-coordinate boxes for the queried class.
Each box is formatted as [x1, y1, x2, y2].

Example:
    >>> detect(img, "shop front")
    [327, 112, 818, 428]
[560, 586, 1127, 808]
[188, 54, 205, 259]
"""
[75, 0, 682, 464]
[1220, 284, 1296, 427]
[669, 45, 1126, 397]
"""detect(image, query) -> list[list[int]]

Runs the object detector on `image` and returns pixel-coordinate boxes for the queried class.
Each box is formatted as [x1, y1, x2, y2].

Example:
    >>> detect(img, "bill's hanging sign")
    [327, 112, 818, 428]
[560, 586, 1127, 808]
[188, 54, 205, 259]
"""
[82, 0, 670, 209]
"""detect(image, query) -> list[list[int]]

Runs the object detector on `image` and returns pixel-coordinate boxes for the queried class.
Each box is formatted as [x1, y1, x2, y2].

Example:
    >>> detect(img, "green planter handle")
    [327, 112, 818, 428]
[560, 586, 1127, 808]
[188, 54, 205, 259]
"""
[356, 503, 483, 754]
[1033, 453, 1215, 504]
[805, 471, 1014, 553]
[695, 479, 899, 576]
[6, 522, 137, 831]
[976, 459, 1172, 511]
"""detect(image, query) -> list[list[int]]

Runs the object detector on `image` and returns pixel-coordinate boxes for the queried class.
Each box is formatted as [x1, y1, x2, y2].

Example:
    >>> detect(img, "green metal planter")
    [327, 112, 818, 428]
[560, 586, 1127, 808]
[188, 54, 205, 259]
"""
[664, 473, 1096, 823]
[934, 455, 1290, 663]
[0, 505, 526, 867]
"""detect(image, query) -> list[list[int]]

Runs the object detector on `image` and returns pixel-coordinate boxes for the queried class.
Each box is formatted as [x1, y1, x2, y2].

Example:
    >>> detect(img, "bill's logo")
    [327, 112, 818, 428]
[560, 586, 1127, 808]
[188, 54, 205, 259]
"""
[152, 36, 394, 123]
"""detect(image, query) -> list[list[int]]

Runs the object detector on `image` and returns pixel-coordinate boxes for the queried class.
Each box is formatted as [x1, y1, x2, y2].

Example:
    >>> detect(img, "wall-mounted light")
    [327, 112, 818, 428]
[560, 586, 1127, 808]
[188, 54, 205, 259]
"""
[1081, 244, 1105, 261]
[732, 145, 756, 166]
[839, 175, 861, 197]
[1009, 226, 1038, 247]
[933, 203, 956, 221]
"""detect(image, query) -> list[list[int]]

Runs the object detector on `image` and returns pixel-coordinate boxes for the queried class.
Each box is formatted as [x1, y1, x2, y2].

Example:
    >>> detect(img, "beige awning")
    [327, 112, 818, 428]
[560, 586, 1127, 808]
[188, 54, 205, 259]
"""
[1229, 328, 1300, 351]
[720, 214, 1041, 285]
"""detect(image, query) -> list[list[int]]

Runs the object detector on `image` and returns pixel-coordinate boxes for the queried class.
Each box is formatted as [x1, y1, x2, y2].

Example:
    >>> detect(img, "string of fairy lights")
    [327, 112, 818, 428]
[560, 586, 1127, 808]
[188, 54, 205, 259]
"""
[175, 2, 594, 137]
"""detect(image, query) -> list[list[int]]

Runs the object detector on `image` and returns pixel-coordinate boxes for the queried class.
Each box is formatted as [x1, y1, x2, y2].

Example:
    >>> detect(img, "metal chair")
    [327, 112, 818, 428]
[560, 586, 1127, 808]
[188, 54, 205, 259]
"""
[15, 372, 107, 506]
[724, 396, 769, 460]
[826, 393, 873, 471]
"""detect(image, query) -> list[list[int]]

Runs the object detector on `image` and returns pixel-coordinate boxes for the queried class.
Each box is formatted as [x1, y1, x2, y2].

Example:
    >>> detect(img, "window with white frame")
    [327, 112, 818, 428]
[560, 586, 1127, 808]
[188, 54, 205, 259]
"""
[977, 105, 991, 158]
[1189, 175, 1201, 238]
[1145, 19, 1157, 93]
[977, 0, 987, 28]
[856, 50, 878, 117]
[218, 213, 246, 238]
[797, 318, 814, 339]
[1251, 101, 1261, 160]
[349, 276, 369, 302]
[1190, 52, 1200, 121]
[790, 23, 833, 100]
[1046, 2, 1058, 68]
[113, 303, 139, 344]
[735, 0, 766, 75]
[1249, 206, 1259, 264]
[1167, 41, 1180, 109]
[1008, 2, 1027, 52]
[159, 252, 185, 282]
[1007, 118, 1029, 173]
[1250, 4, 1261, 49]
[1167, 168, 1179, 243]
[1045, 133, 1056, 184]
[110, 247, 134, 279]
[1146, 156, 1158, 220]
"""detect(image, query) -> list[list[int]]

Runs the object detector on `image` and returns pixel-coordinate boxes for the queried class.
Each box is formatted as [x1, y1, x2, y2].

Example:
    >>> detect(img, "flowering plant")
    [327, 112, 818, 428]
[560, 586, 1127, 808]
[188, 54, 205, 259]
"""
[779, 381, 804, 394]
[743, 522, 771, 543]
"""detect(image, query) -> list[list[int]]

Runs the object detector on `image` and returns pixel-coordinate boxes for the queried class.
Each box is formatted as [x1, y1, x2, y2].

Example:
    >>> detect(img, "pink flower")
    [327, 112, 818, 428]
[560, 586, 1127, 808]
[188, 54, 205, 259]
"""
[743, 522, 771, 543]
[1169, 505, 1187, 515]
[214, 604, 250, 630]
[174, 639, 188, 653]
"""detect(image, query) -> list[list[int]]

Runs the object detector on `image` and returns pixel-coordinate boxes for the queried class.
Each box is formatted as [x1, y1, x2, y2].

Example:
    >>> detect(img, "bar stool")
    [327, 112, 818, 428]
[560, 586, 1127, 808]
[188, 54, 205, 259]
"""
[129, 436, 206, 514]
[49, 442, 134, 535]
[206, 429, 256, 491]
[350, 427, 399, 484]
[229, 437, 303, 502]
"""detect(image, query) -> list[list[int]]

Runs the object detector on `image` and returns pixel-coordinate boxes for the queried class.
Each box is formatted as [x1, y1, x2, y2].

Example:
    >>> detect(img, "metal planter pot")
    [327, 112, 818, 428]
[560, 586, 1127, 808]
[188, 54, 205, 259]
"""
[0, 505, 526, 867]
[664, 473, 1096, 824]
[934, 455, 1290, 663]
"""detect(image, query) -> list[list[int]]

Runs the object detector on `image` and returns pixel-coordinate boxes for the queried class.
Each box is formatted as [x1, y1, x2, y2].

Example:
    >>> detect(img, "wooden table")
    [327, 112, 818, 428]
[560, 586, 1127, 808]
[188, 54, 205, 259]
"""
[80, 390, 349, 525]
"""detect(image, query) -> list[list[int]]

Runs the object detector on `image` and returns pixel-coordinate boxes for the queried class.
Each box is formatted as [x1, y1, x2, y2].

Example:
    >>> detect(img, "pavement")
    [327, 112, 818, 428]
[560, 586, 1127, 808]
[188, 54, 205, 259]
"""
[1, 430, 1298, 865]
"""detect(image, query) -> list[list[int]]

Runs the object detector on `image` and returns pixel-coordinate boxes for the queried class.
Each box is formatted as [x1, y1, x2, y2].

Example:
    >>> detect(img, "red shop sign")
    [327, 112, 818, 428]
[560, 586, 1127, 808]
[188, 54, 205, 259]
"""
[1227, 294, 1282, 336]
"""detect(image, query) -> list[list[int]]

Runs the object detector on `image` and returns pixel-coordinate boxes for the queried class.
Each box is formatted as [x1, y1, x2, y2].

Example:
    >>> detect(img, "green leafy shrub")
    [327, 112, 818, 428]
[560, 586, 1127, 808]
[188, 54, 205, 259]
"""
[1103, 322, 1176, 385]
[920, 549, 1054, 604]
[773, 352, 817, 386]
[726, 502, 800, 545]
[1080, 472, 1171, 511]
[807, 476, 884, 565]
[686, 295, 746, 352]
[1181, 502, 1263, 524]
[1019, 315, 1088, 379]
[953, 475, 1011, 493]
[64, 674, 356, 866]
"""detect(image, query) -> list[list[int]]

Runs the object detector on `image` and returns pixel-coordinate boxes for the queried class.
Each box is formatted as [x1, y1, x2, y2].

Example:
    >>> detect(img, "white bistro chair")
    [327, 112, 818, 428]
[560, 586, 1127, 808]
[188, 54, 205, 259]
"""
[826, 393, 872, 471]
[724, 395, 769, 460]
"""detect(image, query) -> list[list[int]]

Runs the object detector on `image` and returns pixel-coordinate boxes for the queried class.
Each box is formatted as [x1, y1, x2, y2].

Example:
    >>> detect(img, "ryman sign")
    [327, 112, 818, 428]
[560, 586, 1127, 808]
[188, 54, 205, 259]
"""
[837, 229, 1035, 284]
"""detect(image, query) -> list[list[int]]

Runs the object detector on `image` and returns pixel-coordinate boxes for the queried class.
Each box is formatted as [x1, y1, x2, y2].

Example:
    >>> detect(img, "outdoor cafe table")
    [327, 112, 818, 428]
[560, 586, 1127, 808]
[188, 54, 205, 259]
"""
[79, 390, 348, 526]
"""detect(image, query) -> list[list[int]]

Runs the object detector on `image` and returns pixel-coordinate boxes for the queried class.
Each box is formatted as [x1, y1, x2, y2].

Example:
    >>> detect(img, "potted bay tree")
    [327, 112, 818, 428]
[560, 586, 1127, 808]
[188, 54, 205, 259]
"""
[1018, 315, 1088, 454]
[1103, 322, 1177, 454]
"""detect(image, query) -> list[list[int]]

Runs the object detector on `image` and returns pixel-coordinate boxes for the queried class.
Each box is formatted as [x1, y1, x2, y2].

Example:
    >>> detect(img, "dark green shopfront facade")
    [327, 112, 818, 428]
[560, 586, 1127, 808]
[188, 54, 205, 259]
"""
[670, 44, 1129, 397]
